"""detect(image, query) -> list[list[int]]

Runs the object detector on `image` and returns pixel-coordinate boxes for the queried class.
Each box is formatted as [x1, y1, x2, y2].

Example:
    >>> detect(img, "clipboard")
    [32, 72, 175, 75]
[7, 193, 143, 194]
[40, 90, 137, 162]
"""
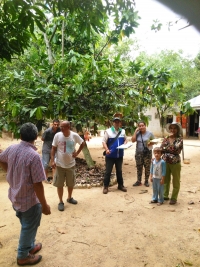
[116, 143, 133, 149]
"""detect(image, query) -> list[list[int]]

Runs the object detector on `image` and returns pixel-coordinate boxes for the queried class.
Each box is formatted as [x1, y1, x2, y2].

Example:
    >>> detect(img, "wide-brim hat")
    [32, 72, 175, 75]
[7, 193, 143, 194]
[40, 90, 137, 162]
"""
[166, 122, 183, 136]
[113, 117, 121, 121]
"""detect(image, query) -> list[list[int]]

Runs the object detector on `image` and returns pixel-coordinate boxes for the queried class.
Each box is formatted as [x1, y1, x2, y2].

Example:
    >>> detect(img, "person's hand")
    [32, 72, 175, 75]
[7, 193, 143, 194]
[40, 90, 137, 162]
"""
[51, 161, 56, 169]
[151, 157, 155, 162]
[150, 178, 153, 183]
[42, 204, 51, 215]
[160, 179, 164, 185]
[106, 149, 111, 155]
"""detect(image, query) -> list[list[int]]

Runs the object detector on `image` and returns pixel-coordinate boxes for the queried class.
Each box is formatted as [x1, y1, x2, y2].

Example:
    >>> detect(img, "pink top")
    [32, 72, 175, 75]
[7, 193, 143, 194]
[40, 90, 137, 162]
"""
[0, 141, 46, 212]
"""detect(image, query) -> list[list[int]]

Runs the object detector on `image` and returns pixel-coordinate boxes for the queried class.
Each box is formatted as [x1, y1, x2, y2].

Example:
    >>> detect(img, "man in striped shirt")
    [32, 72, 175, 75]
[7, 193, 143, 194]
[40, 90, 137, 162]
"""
[0, 122, 51, 266]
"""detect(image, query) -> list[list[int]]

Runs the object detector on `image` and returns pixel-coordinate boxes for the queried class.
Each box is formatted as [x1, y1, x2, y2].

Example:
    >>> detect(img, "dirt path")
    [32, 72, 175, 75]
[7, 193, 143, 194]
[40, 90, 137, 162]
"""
[1, 137, 200, 267]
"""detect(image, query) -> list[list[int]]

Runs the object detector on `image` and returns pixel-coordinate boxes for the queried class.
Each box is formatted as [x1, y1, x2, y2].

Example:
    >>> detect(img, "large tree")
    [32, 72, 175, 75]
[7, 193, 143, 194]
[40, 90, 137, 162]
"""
[0, 0, 141, 167]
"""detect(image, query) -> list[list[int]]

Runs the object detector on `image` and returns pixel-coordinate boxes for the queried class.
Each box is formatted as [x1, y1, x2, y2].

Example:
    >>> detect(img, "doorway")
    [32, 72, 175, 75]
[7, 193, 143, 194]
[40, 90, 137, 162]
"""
[189, 111, 199, 137]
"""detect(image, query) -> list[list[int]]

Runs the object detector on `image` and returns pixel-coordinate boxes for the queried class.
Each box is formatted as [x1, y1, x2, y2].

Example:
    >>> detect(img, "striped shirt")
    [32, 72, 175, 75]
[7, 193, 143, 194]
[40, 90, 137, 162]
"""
[0, 141, 46, 212]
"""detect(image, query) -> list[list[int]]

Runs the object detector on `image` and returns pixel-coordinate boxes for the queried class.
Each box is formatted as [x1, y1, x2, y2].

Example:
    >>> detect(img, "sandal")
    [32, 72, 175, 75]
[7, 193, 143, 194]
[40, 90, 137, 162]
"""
[149, 200, 158, 204]
[169, 199, 177, 205]
[67, 198, 78, 205]
[157, 202, 163, 206]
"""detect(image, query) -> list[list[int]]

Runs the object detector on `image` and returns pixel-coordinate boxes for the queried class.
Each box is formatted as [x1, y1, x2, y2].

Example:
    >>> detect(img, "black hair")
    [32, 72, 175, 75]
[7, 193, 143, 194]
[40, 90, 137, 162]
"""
[153, 147, 162, 154]
[20, 123, 38, 142]
[137, 121, 146, 126]
[53, 119, 60, 123]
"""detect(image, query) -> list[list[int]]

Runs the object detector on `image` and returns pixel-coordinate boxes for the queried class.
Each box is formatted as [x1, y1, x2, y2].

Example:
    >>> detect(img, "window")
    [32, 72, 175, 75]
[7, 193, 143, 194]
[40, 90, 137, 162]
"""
[166, 115, 173, 124]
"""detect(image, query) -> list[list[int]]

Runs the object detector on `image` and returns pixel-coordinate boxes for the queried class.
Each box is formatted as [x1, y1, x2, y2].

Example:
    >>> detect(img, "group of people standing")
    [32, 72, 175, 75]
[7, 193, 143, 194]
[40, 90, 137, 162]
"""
[0, 117, 183, 266]
[102, 118, 183, 206]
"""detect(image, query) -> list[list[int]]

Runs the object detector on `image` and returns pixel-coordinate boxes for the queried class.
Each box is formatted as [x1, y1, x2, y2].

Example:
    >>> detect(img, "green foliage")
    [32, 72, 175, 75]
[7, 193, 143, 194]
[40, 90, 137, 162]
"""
[151, 19, 162, 32]
[0, 0, 196, 138]
[0, 0, 47, 61]
[125, 59, 189, 131]
[137, 50, 200, 99]
[0, 0, 142, 136]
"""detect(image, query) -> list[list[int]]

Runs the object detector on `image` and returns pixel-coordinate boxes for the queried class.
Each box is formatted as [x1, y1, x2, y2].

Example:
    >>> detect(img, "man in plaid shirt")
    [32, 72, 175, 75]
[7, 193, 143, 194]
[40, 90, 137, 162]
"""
[0, 122, 51, 266]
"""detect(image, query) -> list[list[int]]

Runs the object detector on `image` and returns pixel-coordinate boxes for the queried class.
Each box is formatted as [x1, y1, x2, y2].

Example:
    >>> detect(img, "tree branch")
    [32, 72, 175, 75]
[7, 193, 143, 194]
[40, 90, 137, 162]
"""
[49, 25, 58, 44]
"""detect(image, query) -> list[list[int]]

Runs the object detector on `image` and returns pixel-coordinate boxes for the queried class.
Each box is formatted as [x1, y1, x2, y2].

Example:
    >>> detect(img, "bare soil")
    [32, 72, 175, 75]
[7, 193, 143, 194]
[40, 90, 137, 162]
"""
[1, 136, 200, 267]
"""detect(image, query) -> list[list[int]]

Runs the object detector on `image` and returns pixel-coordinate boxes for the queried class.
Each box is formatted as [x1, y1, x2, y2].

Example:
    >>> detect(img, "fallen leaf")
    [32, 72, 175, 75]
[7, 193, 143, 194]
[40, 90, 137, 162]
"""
[165, 209, 176, 212]
[192, 229, 200, 231]
[144, 206, 155, 209]
[188, 200, 194, 205]
[56, 228, 66, 234]
[139, 190, 148, 194]
[183, 260, 193, 266]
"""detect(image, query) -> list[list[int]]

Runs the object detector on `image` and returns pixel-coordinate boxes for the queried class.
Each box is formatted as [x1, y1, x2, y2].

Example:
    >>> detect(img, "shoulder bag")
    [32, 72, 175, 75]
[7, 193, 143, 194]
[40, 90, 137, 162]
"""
[103, 131, 121, 156]
[140, 132, 150, 155]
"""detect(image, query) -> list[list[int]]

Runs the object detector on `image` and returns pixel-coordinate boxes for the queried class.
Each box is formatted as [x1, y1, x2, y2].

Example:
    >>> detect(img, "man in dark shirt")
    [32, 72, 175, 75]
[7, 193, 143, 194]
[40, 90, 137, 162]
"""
[41, 119, 60, 180]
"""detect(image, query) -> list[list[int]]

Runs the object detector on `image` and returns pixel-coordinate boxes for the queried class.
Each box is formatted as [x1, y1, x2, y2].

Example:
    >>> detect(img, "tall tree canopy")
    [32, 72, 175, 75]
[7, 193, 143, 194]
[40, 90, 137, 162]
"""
[0, 0, 46, 61]
[0, 0, 141, 134]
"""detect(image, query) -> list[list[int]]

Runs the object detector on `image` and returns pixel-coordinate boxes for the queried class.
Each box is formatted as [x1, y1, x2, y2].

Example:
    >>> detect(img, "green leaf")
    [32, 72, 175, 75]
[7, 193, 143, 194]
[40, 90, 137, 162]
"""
[30, 108, 37, 118]
[35, 107, 43, 120]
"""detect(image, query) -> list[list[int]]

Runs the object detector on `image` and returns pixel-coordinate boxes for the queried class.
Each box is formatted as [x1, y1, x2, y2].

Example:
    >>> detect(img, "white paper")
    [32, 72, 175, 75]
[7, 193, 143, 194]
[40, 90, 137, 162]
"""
[116, 143, 133, 149]
[150, 138, 164, 143]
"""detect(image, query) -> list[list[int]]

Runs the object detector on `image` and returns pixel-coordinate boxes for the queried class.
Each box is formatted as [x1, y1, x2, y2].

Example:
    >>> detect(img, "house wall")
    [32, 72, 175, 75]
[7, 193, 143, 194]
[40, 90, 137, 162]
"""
[144, 107, 163, 137]
[144, 107, 186, 137]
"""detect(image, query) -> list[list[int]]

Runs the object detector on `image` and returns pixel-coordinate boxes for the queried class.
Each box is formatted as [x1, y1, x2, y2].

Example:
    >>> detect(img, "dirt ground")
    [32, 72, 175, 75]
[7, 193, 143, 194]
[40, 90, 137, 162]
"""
[1, 136, 200, 267]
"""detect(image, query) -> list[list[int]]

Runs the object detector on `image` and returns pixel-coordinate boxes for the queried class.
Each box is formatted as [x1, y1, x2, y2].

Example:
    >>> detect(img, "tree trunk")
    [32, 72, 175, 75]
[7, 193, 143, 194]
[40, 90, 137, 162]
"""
[81, 143, 95, 168]
[157, 108, 165, 137]
[161, 126, 165, 137]
[43, 33, 54, 64]
[61, 12, 67, 58]
[76, 124, 95, 168]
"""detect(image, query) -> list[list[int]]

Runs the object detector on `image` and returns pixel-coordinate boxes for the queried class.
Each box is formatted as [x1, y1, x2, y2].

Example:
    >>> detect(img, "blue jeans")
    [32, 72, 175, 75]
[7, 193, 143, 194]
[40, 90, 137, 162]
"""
[104, 157, 124, 187]
[152, 178, 164, 203]
[42, 152, 50, 170]
[15, 203, 42, 259]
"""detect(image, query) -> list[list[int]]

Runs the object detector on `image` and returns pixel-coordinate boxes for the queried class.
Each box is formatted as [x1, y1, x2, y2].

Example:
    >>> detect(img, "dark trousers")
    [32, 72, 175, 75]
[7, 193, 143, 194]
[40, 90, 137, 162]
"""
[135, 151, 152, 182]
[104, 157, 124, 187]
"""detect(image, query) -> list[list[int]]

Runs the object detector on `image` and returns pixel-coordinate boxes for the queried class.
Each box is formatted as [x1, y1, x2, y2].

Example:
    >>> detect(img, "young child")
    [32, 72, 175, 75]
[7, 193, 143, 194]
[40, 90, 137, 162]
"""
[149, 147, 166, 206]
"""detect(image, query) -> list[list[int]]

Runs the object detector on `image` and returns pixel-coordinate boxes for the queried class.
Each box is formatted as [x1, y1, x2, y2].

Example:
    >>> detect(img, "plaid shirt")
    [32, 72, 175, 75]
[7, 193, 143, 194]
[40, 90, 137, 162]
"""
[0, 141, 46, 212]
